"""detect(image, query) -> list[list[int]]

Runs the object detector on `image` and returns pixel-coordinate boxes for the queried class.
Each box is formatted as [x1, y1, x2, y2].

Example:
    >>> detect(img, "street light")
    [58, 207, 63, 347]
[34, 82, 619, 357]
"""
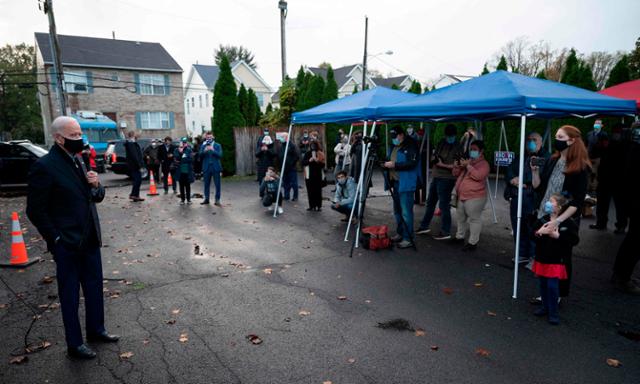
[369, 50, 393, 58]
[364, 50, 393, 88]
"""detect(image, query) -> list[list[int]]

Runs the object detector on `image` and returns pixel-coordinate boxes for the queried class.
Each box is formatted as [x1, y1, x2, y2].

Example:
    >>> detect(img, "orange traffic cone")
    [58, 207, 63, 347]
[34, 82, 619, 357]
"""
[167, 173, 173, 187]
[147, 170, 159, 196]
[1, 212, 40, 268]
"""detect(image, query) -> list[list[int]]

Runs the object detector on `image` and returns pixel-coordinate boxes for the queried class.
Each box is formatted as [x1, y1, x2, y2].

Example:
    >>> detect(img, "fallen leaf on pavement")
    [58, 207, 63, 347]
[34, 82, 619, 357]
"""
[365, 300, 371, 304]
[443, 288, 453, 295]
[179, 333, 188, 343]
[0, 304, 8, 309]
[430, 345, 439, 351]
[263, 268, 272, 274]
[487, 311, 497, 317]
[165, 319, 176, 325]
[119, 351, 134, 360]
[337, 296, 347, 301]
[143, 339, 150, 345]
[221, 273, 230, 277]
[9, 355, 28, 364]
[415, 329, 426, 337]
[246, 334, 263, 345]
[40, 276, 54, 284]
[279, 239, 287, 244]
[474, 283, 484, 287]
[171, 309, 180, 315]
[299, 310, 311, 316]
[323, 381, 332, 384]
[606, 358, 622, 367]
[347, 358, 356, 364]
[476, 348, 490, 357]
[112, 270, 120, 275]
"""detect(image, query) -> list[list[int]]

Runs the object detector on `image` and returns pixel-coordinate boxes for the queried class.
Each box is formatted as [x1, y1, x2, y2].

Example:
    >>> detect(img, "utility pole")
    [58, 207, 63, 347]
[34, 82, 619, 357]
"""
[278, 1, 288, 84]
[361, 16, 368, 92]
[42, 0, 67, 116]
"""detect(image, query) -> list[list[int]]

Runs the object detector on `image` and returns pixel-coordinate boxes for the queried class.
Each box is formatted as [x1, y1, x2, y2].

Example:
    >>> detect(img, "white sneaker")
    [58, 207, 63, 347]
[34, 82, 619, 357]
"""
[268, 206, 274, 211]
[277, 207, 284, 214]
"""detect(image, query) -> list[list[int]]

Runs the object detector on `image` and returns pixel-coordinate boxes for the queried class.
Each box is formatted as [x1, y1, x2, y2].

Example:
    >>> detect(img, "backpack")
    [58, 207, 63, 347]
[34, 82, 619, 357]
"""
[360, 225, 391, 250]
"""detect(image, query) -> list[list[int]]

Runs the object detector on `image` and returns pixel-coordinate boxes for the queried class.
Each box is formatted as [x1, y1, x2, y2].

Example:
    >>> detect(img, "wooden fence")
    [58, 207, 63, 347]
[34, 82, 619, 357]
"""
[233, 125, 325, 176]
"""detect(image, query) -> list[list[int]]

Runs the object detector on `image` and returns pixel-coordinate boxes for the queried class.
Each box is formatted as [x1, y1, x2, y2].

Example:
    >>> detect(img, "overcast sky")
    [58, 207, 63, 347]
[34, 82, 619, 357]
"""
[2, 0, 639, 90]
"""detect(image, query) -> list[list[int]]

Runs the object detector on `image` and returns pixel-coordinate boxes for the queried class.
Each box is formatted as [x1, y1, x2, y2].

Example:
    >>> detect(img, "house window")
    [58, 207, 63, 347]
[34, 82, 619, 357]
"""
[64, 71, 88, 93]
[192, 121, 195, 130]
[256, 93, 264, 107]
[199, 95, 202, 108]
[140, 112, 170, 129]
[139, 74, 166, 95]
[191, 97, 195, 108]
[205, 94, 209, 107]
[186, 99, 189, 114]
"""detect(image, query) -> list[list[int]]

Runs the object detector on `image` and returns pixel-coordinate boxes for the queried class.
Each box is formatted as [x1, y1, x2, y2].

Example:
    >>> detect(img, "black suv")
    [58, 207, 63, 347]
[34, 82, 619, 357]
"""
[0, 140, 49, 187]
[104, 139, 153, 176]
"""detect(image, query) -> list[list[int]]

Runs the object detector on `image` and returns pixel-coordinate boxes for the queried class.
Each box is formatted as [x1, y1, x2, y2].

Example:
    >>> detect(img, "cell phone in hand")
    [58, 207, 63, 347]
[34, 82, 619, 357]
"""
[530, 157, 546, 167]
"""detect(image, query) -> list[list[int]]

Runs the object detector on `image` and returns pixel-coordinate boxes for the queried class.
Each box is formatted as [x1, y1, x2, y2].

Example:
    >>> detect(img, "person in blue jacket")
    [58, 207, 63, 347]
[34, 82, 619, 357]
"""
[174, 137, 195, 205]
[199, 131, 223, 206]
[383, 126, 420, 249]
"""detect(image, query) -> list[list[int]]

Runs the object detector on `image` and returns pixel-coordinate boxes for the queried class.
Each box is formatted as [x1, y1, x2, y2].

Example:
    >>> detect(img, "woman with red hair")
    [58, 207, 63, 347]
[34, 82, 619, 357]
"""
[532, 125, 591, 300]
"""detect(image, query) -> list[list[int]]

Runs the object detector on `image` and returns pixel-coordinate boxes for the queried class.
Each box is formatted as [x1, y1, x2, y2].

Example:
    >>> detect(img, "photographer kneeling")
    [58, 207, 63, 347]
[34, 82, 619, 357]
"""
[331, 170, 357, 222]
[383, 126, 420, 249]
[260, 167, 284, 214]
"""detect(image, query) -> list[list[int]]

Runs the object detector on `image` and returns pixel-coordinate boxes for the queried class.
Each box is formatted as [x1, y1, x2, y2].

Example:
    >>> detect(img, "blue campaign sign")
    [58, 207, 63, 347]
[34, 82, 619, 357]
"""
[494, 151, 515, 166]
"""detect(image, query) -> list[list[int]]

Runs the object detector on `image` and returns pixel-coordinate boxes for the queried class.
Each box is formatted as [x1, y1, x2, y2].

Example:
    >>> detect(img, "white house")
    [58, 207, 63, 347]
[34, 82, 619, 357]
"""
[372, 75, 415, 91]
[183, 60, 272, 136]
[431, 74, 475, 90]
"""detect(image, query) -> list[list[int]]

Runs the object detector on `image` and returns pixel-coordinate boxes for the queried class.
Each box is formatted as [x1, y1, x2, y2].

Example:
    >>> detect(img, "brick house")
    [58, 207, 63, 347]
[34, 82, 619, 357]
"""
[35, 33, 187, 147]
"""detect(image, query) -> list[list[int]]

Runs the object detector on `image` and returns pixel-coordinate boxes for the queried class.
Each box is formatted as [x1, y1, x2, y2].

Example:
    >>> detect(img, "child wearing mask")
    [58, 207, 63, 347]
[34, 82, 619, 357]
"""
[532, 193, 579, 325]
[260, 167, 283, 214]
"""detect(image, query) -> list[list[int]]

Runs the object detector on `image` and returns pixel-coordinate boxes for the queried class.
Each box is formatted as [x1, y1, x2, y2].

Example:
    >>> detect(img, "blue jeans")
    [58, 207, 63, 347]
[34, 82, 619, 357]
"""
[54, 244, 105, 348]
[203, 170, 221, 202]
[539, 277, 560, 322]
[509, 188, 536, 259]
[391, 181, 415, 241]
[283, 169, 298, 200]
[419, 178, 456, 234]
[331, 202, 354, 216]
[130, 168, 142, 197]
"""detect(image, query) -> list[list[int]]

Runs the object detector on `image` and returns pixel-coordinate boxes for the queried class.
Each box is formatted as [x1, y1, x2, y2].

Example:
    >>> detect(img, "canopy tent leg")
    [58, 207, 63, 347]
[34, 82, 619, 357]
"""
[486, 178, 498, 224]
[512, 115, 527, 299]
[353, 121, 377, 247]
[341, 123, 355, 171]
[424, 122, 430, 194]
[385, 122, 390, 158]
[273, 123, 294, 218]
[345, 121, 370, 242]
[544, 120, 552, 154]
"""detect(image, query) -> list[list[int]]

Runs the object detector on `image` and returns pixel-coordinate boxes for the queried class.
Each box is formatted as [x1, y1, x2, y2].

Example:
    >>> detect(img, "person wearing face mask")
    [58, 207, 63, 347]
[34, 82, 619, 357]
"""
[333, 135, 351, 181]
[143, 139, 161, 184]
[174, 137, 195, 205]
[124, 131, 145, 202]
[302, 141, 326, 211]
[27, 116, 119, 359]
[532, 125, 590, 301]
[504, 132, 549, 265]
[383, 126, 420, 249]
[590, 123, 629, 233]
[331, 170, 357, 222]
[259, 167, 284, 214]
[158, 136, 177, 194]
[276, 133, 300, 201]
[349, 132, 364, 182]
[256, 135, 275, 185]
[585, 119, 609, 197]
[532, 193, 580, 325]
[256, 128, 271, 152]
[199, 131, 223, 206]
[299, 130, 311, 159]
[417, 124, 461, 240]
[451, 140, 490, 251]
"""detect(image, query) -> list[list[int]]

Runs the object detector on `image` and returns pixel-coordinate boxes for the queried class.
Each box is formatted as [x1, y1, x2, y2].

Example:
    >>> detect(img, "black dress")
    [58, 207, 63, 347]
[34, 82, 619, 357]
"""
[302, 151, 325, 210]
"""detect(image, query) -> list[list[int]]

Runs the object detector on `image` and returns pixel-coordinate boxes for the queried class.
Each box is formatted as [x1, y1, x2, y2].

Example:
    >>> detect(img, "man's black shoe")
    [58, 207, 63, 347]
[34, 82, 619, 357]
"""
[589, 224, 606, 230]
[201, 200, 210, 205]
[68, 344, 97, 359]
[87, 331, 120, 343]
[450, 237, 464, 244]
[462, 243, 477, 252]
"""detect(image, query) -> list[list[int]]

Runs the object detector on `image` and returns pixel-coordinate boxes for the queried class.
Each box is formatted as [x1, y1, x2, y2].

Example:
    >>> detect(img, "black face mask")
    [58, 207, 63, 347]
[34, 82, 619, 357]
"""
[62, 137, 85, 154]
[554, 139, 569, 152]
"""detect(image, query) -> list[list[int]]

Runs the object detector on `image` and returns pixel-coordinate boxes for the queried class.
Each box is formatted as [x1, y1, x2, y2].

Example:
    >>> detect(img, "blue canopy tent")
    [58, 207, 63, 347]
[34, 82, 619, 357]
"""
[275, 88, 419, 235]
[376, 70, 637, 298]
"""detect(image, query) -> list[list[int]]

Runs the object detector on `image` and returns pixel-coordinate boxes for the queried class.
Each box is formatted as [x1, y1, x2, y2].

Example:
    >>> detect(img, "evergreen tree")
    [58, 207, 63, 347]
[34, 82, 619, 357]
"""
[265, 103, 273, 115]
[628, 36, 640, 80]
[246, 88, 258, 126]
[561, 49, 581, 85]
[579, 64, 598, 91]
[295, 66, 306, 91]
[296, 72, 313, 110]
[391, 84, 400, 90]
[322, 65, 339, 102]
[303, 75, 325, 109]
[212, 55, 245, 174]
[352, 84, 359, 94]
[536, 70, 547, 80]
[481, 63, 490, 75]
[496, 55, 508, 71]
[606, 55, 631, 88]
[237, 84, 248, 124]
[408, 80, 422, 94]
[279, 79, 296, 124]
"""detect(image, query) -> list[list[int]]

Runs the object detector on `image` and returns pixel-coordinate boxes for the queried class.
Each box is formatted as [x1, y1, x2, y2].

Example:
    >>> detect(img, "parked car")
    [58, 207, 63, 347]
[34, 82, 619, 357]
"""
[0, 140, 48, 187]
[104, 139, 153, 177]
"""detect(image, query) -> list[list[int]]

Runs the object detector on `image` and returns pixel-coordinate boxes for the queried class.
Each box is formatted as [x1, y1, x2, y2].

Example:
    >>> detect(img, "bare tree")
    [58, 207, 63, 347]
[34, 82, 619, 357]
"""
[585, 51, 624, 89]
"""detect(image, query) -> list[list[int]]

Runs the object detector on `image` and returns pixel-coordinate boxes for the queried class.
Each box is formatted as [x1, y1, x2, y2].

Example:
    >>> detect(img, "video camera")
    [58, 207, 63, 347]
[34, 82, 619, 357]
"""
[530, 156, 546, 167]
[362, 134, 379, 145]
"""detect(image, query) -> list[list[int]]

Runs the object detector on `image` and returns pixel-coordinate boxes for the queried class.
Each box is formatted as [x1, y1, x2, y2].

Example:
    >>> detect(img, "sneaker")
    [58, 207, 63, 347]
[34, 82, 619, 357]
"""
[201, 200, 210, 205]
[187, 200, 192, 205]
[432, 232, 451, 241]
[462, 243, 477, 252]
[450, 237, 464, 244]
[397, 240, 414, 249]
[291, 198, 298, 202]
[416, 228, 431, 235]
[214, 201, 222, 207]
[530, 296, 562, 305]
[390, 234, 403, 242]
[268, 206, 274, 211]
[277, 207, 284, 214]
[180, 201, 185, 205]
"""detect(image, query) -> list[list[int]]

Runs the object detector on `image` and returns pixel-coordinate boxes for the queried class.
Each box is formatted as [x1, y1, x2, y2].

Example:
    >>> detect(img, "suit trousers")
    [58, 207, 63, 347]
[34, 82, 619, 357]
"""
[54, 243, 105, 348]
[202, 170, 221, 202]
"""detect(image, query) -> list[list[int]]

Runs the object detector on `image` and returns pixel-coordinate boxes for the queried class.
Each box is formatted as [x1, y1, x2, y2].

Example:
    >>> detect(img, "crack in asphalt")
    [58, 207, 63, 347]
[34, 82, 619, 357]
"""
[188, 327, 243, 383]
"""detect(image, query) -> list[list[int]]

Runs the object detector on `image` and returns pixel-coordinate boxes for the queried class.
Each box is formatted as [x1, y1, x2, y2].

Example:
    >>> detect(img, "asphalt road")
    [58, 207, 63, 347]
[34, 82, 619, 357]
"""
[0, 172, 638, 384]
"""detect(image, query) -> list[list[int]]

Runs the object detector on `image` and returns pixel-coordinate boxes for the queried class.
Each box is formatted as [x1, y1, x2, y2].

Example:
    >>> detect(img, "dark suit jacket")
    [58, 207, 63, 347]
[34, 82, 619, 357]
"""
[27, 144, 105, 252]
[199, 141, 223, 173]
[158, 143, 176, 168]
[124, 140, 144, 171]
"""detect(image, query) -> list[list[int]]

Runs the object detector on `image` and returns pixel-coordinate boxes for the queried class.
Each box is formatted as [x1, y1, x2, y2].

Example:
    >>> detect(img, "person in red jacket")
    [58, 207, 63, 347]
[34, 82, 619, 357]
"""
[451, 140, 490, 251]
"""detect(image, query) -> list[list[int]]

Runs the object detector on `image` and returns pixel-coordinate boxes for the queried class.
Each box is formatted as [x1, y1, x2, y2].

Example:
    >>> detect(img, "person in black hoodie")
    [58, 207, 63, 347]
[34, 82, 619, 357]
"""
[532, 193, 579, 325]
[276, 133, 300, 201]
[158, 136, 177, 194]
[256, 135, 275, 185]
[124, 131, 145, 202]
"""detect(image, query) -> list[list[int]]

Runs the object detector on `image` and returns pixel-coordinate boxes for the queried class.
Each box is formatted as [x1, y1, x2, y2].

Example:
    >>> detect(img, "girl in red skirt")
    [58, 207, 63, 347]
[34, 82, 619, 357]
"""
[532, 193, 579, 324]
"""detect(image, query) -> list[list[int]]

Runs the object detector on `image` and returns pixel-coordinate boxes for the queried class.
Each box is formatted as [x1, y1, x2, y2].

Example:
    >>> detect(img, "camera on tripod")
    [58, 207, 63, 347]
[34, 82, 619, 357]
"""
[362, 135, 379, 145]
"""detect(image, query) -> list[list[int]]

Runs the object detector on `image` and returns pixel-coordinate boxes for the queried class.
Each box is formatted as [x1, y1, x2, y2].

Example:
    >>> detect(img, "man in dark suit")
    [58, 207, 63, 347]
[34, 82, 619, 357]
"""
[158, 136, 177, 194]
[199, 131, 223, 206]
[124, 130, 145, 201]
[27, 116, 119, 359]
